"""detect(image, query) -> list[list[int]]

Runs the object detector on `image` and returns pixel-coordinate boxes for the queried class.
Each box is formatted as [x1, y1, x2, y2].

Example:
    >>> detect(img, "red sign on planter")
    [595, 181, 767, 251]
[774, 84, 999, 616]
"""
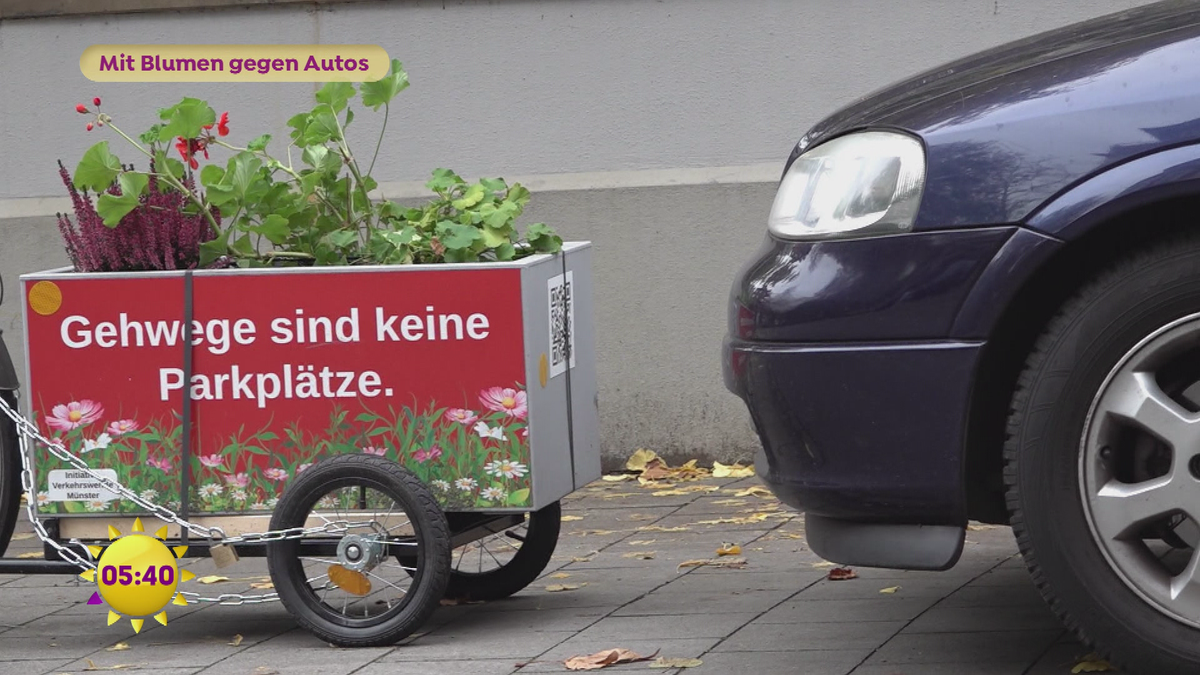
[23, 265, 539, 516]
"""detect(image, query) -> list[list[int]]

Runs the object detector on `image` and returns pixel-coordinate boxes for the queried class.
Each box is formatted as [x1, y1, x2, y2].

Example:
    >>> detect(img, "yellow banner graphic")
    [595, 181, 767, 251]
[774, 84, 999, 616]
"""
[81, 45, 390, 82]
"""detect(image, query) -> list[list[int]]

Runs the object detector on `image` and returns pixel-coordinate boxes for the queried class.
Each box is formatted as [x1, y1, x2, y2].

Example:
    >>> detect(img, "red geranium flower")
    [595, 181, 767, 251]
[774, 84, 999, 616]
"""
[203, 111, 230, 137]
[174, 136, 208, 170]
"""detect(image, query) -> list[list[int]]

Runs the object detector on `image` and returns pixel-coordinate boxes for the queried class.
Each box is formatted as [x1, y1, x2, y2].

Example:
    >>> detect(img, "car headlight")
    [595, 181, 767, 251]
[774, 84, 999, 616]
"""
[768, 131, 925, 240]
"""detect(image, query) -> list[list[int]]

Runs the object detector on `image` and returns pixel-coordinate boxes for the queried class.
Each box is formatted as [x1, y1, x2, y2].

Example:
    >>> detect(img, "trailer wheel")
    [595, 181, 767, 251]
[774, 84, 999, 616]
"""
[266, 455, 450, 648]
[0, 391, 22, 557]
[444, 501, 562, 601]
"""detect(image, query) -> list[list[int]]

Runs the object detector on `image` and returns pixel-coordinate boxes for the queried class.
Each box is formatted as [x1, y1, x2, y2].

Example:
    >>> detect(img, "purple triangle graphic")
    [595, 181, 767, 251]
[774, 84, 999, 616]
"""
[87, 591, 103, 605]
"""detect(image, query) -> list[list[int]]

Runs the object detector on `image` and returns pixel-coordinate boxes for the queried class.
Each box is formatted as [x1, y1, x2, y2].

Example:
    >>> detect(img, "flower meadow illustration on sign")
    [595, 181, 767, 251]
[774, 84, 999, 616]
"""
[35, 385, 532, 514]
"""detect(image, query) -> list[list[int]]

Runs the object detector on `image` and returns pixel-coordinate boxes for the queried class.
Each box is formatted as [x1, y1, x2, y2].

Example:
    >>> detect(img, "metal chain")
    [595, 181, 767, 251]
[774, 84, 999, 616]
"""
[0, 394, 375, 605]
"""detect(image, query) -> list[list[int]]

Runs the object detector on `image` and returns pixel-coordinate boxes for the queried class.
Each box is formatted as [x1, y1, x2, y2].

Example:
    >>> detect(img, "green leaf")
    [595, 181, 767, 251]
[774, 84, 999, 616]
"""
[507, 488, 530, 506]
[426, 168, 464, 194]
[303, 110, 341, 145]
[315, 81, 355, 112]
[325, 229, 359, 249]
[286, 112, 311, 144]
[436, 220, 484, 250]
[247, 134, 272, 152]
[344, 107, 355, 128]
[480, 226, 509, 249]
[507, 184, 531, 207]
[302, 144, 340, 174]
[230, 233, 256, 258]
[526, 223, 563, 253]
[248, 214, 290, 245]
[452, 183, 487, 210]
[480, 177, 507, 193]
[360, 59, 410, 110]
[157, 97, 216, 142]
[95, 172, 150, 227]
[73, 141, 123, 192]
[199, 163, 226, 188]
[494, 242, 516, 261]
[138, 124, 164, 145]
[199, 228, 233, 267]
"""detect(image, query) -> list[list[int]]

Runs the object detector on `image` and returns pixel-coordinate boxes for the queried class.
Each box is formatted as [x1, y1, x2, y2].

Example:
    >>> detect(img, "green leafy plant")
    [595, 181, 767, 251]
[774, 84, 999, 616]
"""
[69, 59, 563, 269]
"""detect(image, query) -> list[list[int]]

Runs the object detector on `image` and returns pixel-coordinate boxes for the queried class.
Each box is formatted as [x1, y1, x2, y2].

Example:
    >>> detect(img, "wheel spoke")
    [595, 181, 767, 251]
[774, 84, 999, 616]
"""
[1102, 370, 1200, 449]
[1092, 475, 1187, 539]
[1170, 548, 1200, 603]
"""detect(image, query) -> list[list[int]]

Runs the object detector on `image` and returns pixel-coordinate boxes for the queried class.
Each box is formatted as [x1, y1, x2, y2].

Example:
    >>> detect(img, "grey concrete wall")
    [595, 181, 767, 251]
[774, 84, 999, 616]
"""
[0, 0, 1151, 466]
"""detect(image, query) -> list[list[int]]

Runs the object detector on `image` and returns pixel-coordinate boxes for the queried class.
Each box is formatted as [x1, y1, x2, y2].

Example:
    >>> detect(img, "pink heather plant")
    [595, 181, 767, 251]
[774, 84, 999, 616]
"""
[46, 400, 104, 431]
[106, 419, 140, 436]
[479, 387, 527, 420]
[56, 160, 219, 272]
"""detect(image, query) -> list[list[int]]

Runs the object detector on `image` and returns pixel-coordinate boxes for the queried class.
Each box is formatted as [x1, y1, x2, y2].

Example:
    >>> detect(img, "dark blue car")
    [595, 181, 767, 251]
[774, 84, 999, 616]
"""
[724, 2, 1200, 672]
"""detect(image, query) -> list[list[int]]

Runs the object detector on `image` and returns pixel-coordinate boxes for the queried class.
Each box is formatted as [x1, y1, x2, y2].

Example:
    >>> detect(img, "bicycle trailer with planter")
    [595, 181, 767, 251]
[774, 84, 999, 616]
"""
[0, 243, 598, 646]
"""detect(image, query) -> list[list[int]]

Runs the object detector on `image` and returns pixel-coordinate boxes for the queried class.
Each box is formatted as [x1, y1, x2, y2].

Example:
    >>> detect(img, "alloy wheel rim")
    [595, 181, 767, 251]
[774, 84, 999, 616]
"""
[1081, 311, 1200, 628]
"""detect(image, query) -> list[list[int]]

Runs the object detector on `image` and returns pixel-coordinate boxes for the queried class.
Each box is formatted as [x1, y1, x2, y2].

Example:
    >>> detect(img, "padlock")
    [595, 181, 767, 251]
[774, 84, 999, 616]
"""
[209, 542, 240, 569]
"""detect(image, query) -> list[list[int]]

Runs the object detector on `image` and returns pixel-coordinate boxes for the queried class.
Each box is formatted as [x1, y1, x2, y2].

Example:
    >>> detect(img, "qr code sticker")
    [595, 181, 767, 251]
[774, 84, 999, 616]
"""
[548, 271, 576, 378]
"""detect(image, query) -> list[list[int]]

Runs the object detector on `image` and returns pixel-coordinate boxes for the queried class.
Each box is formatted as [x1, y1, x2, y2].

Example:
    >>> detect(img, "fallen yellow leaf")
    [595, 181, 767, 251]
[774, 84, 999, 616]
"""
[710, 499, 748, 506]
[677, 557, 748, 572]
[625, 449, 660, 472]
[561, 515, 584, 521]
[11, 532, 34, 541]
[879, 586, 901, 594]
[1072, 654, 1116, 673]
[650, 657, 704, 668]
[637, 525, 691, 533]
[550, 572, 572, 579]
[16, 551, 42, 559]
[812, 561, 836, 568]
[731, 487, 774, 499]
[249, 581, 274, 590]
[572, 551, 599, 563]
[105, 643, 130, 652]
[546, 583, 586, 592]
[196, 575, 230, 584]
[622, 551, 656, 560]
[652, 490, 689, 497]
[601, 474, 636, 482]
[628, 539, 656, 546]
[84, 660, 141, 671]
[229, 634, 244, 647]
[712, 462, 755, 478]
[716, 543, 742, 556]
[564, 648, 657, 671]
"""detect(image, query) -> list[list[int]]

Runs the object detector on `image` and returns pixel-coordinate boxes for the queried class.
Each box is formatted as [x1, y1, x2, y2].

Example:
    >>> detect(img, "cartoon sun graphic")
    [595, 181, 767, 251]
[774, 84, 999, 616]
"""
[78, 518, 196, 632]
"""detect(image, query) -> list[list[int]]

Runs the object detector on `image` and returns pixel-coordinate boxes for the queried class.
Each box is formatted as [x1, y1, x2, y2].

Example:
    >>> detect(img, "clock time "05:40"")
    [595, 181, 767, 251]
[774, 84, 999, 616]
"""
[101, 565, 175, 586]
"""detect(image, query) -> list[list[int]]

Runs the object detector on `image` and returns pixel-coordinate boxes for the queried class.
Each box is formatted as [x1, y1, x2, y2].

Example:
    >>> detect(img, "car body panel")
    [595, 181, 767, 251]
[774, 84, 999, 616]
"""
[731, 228, 1014, 342]
[793, 1, 1200, 229]
[949, 227, 1063, 338]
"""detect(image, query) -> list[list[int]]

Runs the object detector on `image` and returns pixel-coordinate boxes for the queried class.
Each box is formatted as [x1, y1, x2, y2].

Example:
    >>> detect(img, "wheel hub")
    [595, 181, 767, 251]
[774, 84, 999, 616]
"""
[1081, 312, 1200, 628]
[336, 534, 384, 572]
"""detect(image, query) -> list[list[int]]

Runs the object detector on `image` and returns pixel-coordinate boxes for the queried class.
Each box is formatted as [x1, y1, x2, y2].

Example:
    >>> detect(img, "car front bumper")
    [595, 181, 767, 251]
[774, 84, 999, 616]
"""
[725, 227, 1016, 527]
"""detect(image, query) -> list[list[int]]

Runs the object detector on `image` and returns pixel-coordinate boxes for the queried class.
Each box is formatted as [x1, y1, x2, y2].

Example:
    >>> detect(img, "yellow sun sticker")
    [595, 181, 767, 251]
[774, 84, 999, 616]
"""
[78, 518, 195, 632]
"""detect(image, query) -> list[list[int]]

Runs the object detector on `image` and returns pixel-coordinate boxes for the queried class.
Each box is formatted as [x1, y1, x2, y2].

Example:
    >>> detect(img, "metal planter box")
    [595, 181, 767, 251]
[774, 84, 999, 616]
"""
[19, 243, 598, 529]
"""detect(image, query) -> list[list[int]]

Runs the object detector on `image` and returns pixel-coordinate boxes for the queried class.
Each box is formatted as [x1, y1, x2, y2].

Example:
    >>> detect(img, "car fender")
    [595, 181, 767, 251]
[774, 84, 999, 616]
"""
[949, 143, 1200, 338]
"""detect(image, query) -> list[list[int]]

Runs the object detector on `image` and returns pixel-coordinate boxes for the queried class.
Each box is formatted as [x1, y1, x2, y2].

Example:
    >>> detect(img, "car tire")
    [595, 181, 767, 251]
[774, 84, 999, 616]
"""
[0, 391, 21, 557]
[1006, 235, 1200, 674]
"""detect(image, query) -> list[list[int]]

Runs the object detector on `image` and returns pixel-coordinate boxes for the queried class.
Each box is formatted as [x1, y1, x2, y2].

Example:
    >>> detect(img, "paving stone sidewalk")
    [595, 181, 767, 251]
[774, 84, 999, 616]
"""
[0, 475, 1116, 675]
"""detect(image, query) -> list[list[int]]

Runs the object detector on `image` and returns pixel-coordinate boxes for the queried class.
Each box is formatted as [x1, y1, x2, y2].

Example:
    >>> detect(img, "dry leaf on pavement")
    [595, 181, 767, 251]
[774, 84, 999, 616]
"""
[627, 539, 656, 546]
[716, 543, 742, 556]
[601, 474, 637, 482]
[546, 583, 586, 592]
[677, 557, 748, 572]
[249, 581, 274, 590]
[1072, 654, 1116, 673]
[105, 643, 130, 652]
[827, 567, 858, 581]
[879, 586, 901, 594]
[551, 572, 572, 579]
[84, 660, 141, 671]
[572, 551, 599, 563]
[16, 551, 42, 559]
[730, 486, 774, 499]
[637, 525, 690, 533]
[229, 634, 244, 647]
[564, 648, 658, 671]
[196, 575, 230, 584]
[650, 657, 704, 668]
[625, 449, 660, 472]
[11, 532, 34, 541]
[652, 489, 689, 497]
[561, 515, 584, 521]
[812, 561, 836, 568]
[710, 498, 748, 506]
[712, 462, 755, 478]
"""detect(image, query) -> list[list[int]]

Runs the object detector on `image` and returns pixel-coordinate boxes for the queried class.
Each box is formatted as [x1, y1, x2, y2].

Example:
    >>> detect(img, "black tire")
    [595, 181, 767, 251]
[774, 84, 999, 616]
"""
[0, 391, 22, 558]
[444, 501, 561, 602]
[266, 455, 450, 648]
[1006, 235, 1200, 674]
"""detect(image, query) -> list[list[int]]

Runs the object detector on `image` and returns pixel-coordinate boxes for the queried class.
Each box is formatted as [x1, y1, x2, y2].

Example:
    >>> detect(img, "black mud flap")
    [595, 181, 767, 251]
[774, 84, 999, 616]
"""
[0, 330, 17, 392]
